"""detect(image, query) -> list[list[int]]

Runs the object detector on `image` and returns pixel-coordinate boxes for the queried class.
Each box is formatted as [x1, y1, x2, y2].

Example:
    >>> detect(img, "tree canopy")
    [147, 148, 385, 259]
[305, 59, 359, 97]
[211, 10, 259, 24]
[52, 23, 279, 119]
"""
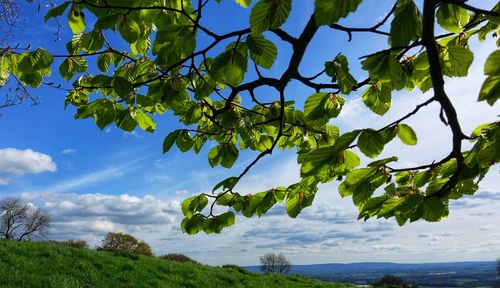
[0, 0, 498, 234]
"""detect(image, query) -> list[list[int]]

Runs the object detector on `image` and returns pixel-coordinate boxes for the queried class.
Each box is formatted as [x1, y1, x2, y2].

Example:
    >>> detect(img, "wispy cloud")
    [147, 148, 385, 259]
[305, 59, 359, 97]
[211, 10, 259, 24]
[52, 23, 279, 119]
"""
[61, 148, 76, 155]
[45, 160, 140, 193]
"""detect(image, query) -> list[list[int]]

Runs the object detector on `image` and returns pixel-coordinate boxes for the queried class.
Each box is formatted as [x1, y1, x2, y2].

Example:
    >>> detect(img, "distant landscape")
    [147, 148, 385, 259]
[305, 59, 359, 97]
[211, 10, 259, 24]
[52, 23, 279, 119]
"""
[248, 261, 499, 287]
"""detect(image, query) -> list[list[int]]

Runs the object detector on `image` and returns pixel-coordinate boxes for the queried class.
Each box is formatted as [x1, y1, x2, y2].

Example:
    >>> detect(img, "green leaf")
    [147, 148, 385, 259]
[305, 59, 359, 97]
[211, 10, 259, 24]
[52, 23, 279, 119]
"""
[59, 57, 88, 81]
[339, 168, 374, 197]
[390, 0, 422, 47]
[357, 129, 385, 158]
[484, 49, 500, 76]
[68, 4, 85, 34]
[94, 14, 120, 31]
[339, 167, 388, 206]
[247, 34, 277, 69]
[396, 124, 417, 145]
[250, 0, 292, 33]
[332, 130, 361, 152]
[181, 214, 204, 235]
[112, 76, 132, 98]
[81, 31, 104, 53]
[210, 49, 247, 86]
[235, 0, 252, 8]
[285, 187, 315, 218]
[478, 75, 500, 106]
[361, 52, 403, 86]
[362, 82, 391, 115]
[421, 198, 446, 222]
[45, 2, 71, 22]
[208, 146, 222, 168]
[304, 92, 344, 124]
[212, 177, 239, 193]
[442, 45, 474, 77]
[118, 17, 141, 44]
[202, 212, 236, 234]
[182, 194, 208, 218]
[133, 109, 156, 132]
[115, 108, 137, 132]
[97, 52, 113, 73]
[176, 130, 194, 152]
[314, 0, 362, 26]
[163, 130, 181, 153]
[220, 144, 239, 168]
[436, 3, 470, 33]
[325, 54, 357, 94]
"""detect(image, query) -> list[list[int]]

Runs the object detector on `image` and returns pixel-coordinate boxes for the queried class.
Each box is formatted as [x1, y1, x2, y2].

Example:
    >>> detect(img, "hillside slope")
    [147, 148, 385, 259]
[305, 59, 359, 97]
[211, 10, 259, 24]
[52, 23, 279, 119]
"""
[0, 240, 351, 288]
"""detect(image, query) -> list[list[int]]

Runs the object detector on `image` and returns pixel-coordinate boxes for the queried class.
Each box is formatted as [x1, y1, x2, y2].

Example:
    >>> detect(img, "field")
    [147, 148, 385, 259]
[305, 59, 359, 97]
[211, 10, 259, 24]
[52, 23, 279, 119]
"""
[0, 240, 352, 288]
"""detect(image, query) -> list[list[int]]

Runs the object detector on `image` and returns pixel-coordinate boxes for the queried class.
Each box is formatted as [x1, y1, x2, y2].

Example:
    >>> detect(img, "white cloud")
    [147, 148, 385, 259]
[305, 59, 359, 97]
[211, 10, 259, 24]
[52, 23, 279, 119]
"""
[0, 148, 57, 184]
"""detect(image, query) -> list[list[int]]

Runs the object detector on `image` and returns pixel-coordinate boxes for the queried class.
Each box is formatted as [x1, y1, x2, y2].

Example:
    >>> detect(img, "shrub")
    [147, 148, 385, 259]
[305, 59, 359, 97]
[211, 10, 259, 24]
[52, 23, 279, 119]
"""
[159, 253, 199, 264]
[372, 275, 419, 288]
[63, 239, 89, 249]
[221, 264, 250, 274]
[99, 232, 153, 257]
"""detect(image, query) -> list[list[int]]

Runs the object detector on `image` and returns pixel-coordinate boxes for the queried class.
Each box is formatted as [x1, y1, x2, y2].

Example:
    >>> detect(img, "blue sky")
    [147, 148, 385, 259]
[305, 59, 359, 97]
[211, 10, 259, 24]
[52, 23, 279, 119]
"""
[0, 0, 499, 265]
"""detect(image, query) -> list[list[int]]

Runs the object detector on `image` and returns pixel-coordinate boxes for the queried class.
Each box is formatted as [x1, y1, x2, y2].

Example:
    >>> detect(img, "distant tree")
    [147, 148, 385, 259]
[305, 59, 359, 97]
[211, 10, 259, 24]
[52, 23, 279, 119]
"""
[372, 275, 418, 288]
[259, 253, 290, 274]
[99, 232, 153, 256]
[0, 197, 49, 241]
[497, 258, 500, 276]
[0, 0, 39, 114]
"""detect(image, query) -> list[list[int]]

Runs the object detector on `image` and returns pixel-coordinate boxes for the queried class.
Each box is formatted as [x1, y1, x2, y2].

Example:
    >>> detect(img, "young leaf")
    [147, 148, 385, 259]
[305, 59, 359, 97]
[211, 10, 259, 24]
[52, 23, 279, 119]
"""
[247, 34, 278, 69]
[163, 130, 181, 153]
[484, 49, 500, 76]
[478, 75, 500, 106]
[358, 129, 385, 158]
[325, 54, 357, 94]
[119, 18, 141, 44]
[362, 82, 392, 115]
[68, 5, 85, 34]
[212, 177, 239, 193]
[45, 2, 71, 22]
[421, 198, 446, 222]
[390, 0, 422, 47]
[176, 130, 194, 152]
[133, 109, 156, 132]
[202, 212, 236, 234]
[234, 0, 252, 8]
[442, 45, 474, 77]
[181, 214, 204, 235]
[396, 124, 417, 145]
[181, 194, 208, 218]
[112, 76, 132, 98]
[436, 3, 470, 33]
[250, 0, 292, 33]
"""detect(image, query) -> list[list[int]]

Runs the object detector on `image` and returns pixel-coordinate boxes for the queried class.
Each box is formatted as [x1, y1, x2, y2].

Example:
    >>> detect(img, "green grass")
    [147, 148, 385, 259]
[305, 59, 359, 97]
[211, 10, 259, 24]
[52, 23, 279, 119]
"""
[0, 240, 353, 288]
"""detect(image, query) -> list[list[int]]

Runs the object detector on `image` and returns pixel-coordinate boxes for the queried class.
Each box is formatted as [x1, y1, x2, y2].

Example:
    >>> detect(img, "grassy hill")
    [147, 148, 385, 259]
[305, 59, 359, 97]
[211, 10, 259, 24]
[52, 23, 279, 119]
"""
[0, 240, 352, 288]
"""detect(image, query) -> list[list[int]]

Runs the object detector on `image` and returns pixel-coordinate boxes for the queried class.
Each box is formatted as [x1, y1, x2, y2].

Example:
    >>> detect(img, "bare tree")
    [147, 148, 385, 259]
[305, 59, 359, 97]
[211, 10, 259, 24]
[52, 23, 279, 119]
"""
[0, 0, 39, 114]
[259, 252, 291, 274]
[0, 197, 49, 241]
